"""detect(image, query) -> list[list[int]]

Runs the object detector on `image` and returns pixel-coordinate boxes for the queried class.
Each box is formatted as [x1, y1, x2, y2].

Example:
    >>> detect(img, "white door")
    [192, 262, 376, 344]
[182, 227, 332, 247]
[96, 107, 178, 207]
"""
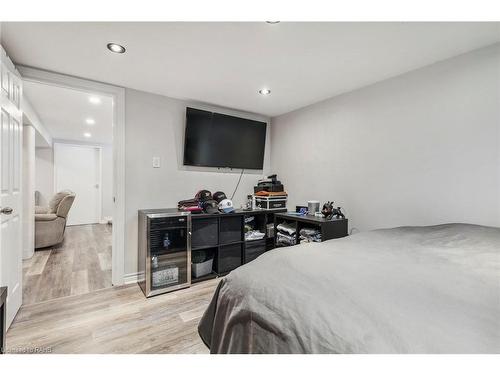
[0, 46, 23, 329]
[54, 143, 101, 226]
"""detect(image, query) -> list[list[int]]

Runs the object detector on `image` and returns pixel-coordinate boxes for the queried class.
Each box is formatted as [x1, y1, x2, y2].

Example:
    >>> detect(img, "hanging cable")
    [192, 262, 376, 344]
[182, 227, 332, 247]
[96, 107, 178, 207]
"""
[231, 169, 245, 200]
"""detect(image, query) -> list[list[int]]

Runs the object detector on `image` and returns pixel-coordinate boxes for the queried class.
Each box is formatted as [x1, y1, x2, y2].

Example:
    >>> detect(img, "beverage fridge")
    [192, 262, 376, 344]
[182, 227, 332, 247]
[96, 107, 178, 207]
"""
[138, 209, 191, 297]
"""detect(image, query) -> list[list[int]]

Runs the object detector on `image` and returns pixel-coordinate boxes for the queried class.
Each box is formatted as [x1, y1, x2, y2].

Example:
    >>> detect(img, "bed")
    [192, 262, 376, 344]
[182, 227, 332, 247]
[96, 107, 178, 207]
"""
[198, 224, 500, 353]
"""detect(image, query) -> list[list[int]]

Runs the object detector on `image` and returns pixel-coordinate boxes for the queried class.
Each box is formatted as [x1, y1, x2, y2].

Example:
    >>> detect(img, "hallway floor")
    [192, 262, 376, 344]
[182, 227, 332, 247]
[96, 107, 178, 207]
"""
[23, 223, 112, 305]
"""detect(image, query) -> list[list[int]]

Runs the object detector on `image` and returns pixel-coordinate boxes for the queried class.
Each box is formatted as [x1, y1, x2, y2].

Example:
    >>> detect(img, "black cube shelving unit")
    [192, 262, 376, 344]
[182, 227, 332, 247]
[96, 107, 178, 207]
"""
[190, 208, 286, 283]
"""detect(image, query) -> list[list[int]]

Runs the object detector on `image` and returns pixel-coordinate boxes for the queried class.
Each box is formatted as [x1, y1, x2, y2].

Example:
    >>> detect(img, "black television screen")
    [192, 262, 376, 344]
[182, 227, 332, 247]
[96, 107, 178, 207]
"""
[183, 107, 267, 169]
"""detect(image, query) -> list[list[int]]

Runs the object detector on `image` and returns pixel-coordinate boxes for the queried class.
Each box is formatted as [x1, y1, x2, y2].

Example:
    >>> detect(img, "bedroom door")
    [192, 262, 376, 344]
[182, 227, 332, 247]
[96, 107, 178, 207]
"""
[0, 46, 23, 329]
[54, 143, 101, 226]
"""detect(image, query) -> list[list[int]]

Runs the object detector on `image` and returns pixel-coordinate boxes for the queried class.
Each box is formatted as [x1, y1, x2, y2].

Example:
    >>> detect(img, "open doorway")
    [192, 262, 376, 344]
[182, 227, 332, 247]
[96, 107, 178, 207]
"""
[22, 80, 114, 304]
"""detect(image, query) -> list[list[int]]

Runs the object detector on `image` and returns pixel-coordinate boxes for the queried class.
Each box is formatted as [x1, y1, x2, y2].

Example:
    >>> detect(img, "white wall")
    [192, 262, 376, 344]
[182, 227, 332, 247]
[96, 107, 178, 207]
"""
[124, 89, 271, 275]
[35, 147, 54, 206]
[22, 95, 52, 148]
[271, 44, 500, 232]
[35, 142, 113, 222]
[101, 145, 113, 221]
[22, 125, 35, 259]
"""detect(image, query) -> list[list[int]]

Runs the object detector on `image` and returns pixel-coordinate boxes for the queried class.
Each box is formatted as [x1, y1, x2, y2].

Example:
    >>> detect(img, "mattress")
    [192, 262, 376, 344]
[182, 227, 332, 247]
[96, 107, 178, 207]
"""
[198, 223, 500, 353]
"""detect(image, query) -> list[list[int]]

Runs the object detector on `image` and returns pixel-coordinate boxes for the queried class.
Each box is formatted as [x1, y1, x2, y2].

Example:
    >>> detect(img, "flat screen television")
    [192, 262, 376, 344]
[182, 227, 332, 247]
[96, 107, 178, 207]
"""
[183, 107, 267, 169]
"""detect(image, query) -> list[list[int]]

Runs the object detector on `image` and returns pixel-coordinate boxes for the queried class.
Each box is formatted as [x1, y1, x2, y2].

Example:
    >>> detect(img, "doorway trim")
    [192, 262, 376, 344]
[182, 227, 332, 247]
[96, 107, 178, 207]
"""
[18, 65, 126, 286]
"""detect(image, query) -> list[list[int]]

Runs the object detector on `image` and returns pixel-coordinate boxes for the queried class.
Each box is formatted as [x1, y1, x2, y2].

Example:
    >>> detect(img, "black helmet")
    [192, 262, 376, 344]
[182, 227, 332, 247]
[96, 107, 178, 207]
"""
[212, 191, 227, 203]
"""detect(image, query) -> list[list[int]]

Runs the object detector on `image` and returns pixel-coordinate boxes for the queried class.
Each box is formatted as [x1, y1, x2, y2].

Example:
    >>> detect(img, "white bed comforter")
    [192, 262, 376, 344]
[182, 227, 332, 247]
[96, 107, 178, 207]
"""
[198, 224, 500, 353]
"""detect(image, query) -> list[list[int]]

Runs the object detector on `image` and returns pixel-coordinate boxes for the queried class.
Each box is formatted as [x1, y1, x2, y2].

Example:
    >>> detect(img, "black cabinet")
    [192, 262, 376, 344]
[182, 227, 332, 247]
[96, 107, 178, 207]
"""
[189, 208, 286, 282]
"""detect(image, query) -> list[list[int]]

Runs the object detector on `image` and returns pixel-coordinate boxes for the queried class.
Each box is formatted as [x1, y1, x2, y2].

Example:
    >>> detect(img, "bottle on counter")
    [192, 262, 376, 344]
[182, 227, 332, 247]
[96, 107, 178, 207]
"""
[163, 233, 171, 249]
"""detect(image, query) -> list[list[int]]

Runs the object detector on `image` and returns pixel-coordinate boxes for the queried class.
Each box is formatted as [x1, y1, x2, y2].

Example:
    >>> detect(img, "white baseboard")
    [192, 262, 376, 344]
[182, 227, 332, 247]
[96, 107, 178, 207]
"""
[22, 248, 35, 260]
[123, 272, 143, 284]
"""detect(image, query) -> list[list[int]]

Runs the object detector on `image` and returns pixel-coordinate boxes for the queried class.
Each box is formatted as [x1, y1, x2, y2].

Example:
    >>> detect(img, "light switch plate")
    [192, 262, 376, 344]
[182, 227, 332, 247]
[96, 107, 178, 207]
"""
[152, 157, 161, 168]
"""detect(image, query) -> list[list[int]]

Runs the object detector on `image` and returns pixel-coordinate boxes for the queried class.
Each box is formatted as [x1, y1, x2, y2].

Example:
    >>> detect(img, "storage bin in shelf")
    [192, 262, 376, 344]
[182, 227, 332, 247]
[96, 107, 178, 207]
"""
[192, 217, 218, 248]
[244, 239, 267, 263]
[216, 243, 242, 274]
[192, 257, 214, 278]
[191, 247, 216, 278]
[219, 216, 243, 244]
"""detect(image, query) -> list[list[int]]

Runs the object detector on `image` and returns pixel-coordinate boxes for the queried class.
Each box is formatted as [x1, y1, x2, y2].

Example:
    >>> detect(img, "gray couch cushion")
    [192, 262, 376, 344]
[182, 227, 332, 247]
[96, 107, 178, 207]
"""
[56, 195, 76, 218]
[35, 213, 58, 221]
[48, 190, 74, 214]
[35, 206, 49, 214]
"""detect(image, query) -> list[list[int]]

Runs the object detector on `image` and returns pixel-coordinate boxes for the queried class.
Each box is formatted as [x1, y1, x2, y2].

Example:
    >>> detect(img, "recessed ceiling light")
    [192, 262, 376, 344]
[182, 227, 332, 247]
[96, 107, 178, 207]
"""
[85, 118, 96, 125]
[259, 88, 271, 95]
[107, 43, 126, 54]
[83, 132, 92, 138]
[266, 21, 280, 24]
[89, 96, 101, 104]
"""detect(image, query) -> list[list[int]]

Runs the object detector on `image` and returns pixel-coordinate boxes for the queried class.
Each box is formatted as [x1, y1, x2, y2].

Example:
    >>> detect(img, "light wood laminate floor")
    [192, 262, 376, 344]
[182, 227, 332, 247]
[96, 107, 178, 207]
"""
[23, 224, 112, 305]
[6, 278, 219, 353]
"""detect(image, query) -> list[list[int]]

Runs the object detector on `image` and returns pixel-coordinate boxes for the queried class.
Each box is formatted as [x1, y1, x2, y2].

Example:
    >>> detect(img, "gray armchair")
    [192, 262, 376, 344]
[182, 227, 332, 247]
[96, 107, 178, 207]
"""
[35, 190, 76, 249]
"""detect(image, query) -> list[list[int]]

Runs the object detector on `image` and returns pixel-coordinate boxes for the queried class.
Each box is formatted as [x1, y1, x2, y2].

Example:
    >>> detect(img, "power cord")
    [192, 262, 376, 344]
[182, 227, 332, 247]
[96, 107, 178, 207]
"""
[230, 169, 245, 200]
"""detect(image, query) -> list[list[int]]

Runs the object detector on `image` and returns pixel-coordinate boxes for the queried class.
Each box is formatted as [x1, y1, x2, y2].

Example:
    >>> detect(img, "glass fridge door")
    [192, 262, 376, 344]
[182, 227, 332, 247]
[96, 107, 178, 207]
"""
[149, 223, 189, 291]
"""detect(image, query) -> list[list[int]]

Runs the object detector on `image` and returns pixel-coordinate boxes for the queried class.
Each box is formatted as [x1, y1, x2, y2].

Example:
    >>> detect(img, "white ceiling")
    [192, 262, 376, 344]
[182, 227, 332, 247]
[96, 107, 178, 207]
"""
[23, 80, 113, 144]
[2, 22, 500, 117]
